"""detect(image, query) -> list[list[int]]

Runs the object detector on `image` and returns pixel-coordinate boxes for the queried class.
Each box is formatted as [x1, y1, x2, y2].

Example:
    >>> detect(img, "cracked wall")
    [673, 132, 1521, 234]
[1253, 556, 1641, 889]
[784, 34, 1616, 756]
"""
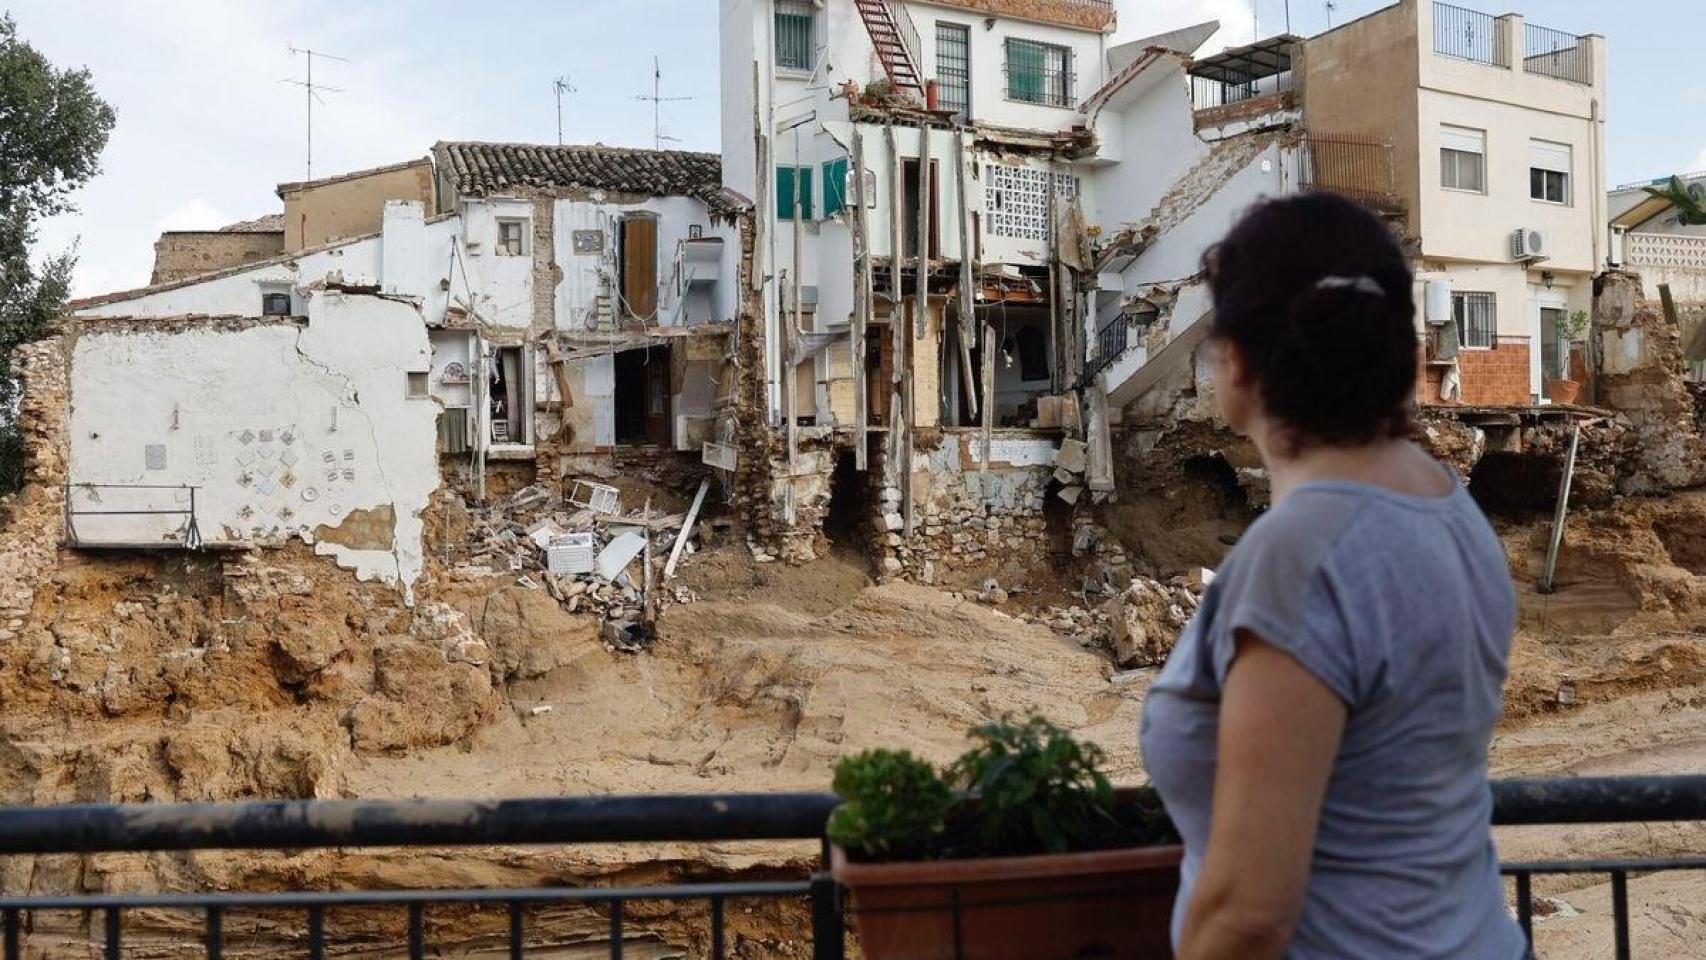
[66, 294, 440, 595]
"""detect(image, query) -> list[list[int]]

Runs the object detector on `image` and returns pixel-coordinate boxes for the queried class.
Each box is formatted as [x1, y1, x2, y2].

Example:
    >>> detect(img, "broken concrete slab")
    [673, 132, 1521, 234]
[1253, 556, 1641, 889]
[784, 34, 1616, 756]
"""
[1054, 438, 1089, 474]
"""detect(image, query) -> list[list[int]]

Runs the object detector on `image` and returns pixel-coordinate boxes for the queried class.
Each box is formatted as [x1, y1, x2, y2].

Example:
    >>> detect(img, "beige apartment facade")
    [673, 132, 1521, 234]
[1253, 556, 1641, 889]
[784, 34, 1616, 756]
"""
[1304, 0, 1606, 406]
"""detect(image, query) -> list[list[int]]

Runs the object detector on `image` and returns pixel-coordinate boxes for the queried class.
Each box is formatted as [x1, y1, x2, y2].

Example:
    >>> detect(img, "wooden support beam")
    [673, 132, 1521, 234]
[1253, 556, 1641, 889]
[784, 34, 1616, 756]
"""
[954, 130, 978, 421]
[663, 479, 710, 582]
[981, 320, 994, 491]
[914, 120, 931, 343]
[1539, 424, 1582, 595]
[851, 129, 872, 471]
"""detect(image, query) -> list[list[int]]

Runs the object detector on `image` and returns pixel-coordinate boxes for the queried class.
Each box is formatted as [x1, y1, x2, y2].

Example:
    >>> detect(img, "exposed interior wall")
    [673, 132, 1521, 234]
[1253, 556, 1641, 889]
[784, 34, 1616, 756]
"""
[67, 298, 440, 595]
[151, 231, 285, 284]
[281, 159, 436, 251]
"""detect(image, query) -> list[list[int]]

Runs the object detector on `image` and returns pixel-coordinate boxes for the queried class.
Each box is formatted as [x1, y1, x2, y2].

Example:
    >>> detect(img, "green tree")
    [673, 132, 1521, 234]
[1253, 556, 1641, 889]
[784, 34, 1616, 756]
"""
[0, 13, 114, 491]
[1644, 175, 1706, 227]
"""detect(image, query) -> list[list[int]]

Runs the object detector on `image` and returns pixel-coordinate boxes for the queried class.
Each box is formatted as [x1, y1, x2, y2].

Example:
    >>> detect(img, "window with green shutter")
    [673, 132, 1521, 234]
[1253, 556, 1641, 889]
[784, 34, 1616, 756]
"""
[776, 166, 813, 220]
[822, 157, 849, 217]
[1006, 38, 1070, 106]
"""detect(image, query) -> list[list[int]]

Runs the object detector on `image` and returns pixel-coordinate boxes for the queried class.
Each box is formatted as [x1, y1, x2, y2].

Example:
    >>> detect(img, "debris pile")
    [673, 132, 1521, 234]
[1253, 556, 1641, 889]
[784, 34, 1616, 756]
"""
[449, 478, 711, 651]
[1001, 572, 1204, 668]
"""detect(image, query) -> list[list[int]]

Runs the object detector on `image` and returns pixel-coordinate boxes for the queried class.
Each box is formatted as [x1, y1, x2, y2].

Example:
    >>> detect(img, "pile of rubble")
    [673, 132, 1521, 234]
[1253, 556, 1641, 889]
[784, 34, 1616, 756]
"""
[978, 570, 1205, 669]
[448, 479, 709, 651]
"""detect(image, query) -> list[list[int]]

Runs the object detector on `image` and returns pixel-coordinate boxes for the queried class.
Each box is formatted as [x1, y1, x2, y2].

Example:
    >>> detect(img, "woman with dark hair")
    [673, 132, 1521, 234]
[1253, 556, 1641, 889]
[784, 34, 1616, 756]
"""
[1140, 193, 1527, 960]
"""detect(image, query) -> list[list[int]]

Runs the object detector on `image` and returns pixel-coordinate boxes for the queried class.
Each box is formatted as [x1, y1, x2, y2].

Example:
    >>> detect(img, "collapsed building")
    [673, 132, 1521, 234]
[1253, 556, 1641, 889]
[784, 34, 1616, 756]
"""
[61, 143, 746, 601]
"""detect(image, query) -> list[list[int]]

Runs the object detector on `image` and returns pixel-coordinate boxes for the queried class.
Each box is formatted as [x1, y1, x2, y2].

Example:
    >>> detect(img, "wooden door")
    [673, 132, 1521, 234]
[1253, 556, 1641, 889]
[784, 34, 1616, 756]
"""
[645, 346, 673, 447]
[622, 216, 658, 321]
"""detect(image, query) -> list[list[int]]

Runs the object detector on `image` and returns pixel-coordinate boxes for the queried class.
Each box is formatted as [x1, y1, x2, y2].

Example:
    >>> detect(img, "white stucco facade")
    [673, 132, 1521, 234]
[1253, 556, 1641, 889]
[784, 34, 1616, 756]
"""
[68, 295, 439, 594]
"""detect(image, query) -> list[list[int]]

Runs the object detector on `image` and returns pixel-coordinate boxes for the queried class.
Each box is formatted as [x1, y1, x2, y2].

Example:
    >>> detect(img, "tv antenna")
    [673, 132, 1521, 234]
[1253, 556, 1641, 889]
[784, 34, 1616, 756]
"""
[634, 55, 692, 150]
[1325, 0, 1339, 28]
[553, 76, 576, 145]
[282, 45, 348, 181]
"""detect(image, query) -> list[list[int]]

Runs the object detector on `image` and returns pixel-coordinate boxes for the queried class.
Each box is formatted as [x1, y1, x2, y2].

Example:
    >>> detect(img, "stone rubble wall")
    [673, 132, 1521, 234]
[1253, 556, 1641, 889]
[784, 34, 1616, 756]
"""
[1595, 270, 1706, 493]
[0, 336, 69, 644]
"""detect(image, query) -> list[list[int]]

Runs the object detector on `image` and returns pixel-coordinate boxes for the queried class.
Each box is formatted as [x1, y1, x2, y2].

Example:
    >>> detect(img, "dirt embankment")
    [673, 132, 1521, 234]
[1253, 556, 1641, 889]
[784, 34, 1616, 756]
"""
[6, 465, 1706, 956]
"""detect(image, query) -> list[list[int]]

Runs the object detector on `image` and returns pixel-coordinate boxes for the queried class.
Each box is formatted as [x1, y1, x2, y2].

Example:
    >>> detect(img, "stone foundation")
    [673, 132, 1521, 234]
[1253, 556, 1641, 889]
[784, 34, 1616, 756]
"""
[0, 336, 69, 642]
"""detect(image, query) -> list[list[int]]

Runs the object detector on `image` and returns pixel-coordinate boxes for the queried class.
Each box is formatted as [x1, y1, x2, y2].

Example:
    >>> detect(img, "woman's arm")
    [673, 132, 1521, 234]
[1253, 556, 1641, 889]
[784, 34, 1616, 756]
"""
[1177, 630, 1348, 960]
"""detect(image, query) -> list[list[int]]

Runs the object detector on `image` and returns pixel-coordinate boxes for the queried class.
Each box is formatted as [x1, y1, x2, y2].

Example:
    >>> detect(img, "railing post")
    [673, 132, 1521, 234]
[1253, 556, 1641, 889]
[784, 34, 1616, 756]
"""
[811, 839, 845, 960]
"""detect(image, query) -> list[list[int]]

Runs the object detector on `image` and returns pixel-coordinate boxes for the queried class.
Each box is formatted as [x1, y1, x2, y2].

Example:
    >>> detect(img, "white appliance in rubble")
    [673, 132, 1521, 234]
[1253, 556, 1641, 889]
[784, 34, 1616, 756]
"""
[545, 532, 597, 575]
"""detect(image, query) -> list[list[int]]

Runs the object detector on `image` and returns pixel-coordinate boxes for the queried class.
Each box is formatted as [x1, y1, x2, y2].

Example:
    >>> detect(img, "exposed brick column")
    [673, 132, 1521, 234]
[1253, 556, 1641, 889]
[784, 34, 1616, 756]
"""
[0, 335, 70, 642]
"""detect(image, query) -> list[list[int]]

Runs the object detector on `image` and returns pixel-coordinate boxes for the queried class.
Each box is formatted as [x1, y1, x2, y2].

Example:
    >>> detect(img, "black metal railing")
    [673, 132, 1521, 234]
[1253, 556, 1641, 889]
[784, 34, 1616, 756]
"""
[1524, 22, 1593, 84]
[0, 777, 1703, 958]
[1004, 39, 1074, 107]
[1434, 2, 1510, 67]
[64, 482, 203, 550]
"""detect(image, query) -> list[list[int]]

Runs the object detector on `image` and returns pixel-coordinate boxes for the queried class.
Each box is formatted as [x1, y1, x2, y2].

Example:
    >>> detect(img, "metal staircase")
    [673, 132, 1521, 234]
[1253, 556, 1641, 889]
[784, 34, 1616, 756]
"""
[854, 0, 925, 98]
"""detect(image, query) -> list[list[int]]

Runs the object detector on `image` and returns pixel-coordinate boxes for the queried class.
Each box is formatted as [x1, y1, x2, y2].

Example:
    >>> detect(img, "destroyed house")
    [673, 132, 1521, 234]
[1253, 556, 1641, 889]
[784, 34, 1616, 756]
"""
[719, 0, 1118, 573]
[60, 143, 753, 590]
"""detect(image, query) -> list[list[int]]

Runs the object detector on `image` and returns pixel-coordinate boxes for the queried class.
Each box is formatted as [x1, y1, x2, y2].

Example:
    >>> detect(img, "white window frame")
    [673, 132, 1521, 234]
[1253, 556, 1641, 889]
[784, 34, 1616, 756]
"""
[1529, 139, 1572, 205]
[1440, 125, 1487, 195]
[495, 218, 529, 257]
[1453, 291, 1498, 349]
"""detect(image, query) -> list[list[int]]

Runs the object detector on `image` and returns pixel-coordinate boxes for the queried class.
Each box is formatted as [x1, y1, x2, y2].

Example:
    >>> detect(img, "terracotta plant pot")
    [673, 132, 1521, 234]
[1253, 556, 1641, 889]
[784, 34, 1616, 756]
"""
[832, 844, 1183, 960]
[1545, 377, 1582, 405]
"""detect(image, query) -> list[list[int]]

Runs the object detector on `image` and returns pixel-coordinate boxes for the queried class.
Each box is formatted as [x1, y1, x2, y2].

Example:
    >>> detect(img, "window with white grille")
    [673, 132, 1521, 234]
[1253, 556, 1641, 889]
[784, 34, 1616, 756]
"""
[1454, 291, 1497, 348]
[984, 164, 1079, 241]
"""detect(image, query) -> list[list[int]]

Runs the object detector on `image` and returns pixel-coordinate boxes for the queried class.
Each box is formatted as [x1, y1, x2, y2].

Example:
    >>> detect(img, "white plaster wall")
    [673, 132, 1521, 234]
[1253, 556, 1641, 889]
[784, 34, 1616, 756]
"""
[1118, 143, 1284, 289]
[551, 196, 741, 332]
[907, 3, 1107, 131]
[456, 198, 536, 329]
[69, 294, 439, 595]
[1084, 60, 1205, 232]
[76, 211, 463, 326]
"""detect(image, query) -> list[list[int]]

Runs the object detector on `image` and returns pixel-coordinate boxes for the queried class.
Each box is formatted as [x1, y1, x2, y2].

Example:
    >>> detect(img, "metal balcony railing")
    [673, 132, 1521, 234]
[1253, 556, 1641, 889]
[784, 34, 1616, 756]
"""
[1299, 134, 1401, 212]
[1434, 2, 1510, 67]
[1525, 22, 1593, 84]
[64, 482, 203, 550]
[0, 777, 1702, 958]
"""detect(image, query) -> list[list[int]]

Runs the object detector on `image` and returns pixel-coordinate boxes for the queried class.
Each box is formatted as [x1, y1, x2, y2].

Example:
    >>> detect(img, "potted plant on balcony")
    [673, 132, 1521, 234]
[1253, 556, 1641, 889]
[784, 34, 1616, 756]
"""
[1546, 309, 1590, 405]
[828, 715, 1182, 960]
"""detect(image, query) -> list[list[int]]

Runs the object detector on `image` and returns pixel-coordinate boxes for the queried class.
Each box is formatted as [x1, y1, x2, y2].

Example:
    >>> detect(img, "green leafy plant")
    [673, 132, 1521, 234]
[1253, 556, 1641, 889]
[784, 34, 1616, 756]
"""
[948, 715, 1115, 857]
[826, 748, 954, 862]
[828, 714, 1178, 863]
[1560, 309, 1590, 343]
[1644, 175, 1706, 227]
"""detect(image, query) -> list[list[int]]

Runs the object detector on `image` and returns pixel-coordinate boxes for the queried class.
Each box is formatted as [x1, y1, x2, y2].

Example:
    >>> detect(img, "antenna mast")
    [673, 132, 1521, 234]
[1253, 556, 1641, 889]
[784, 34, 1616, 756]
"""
[633, 55, 692, 150]
[553, 76, 576, 145]
[1325, 0, 1338, 28]
[283, 45, 348, 181]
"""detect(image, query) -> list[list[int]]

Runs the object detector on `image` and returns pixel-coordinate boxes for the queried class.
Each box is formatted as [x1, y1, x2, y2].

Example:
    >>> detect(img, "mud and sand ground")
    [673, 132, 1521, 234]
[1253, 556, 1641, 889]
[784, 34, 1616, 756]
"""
[4, 485, 1706, 956]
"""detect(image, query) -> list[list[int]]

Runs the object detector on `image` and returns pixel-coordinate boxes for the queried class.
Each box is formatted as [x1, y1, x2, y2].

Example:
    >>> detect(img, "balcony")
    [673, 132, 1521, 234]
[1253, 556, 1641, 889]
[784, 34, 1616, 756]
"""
[923, 0, 1114, 32]
[1298, 133, 1404, 214]
[0, 776, 1701, 958]
[1432, 2, 1594, 85]
[1188, 35, 1299, 130]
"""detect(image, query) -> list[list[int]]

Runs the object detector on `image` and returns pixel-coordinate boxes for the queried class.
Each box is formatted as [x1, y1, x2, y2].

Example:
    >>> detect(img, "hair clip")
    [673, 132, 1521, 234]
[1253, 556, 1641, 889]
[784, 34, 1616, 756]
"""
[1316, 275, 1386, 297]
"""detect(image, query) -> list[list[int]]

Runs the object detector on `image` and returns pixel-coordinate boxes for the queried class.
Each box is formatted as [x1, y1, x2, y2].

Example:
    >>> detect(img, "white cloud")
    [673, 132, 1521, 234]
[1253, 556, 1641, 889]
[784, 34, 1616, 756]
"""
[155, 198, 227, 234]
[1695, 148, 1706, 173]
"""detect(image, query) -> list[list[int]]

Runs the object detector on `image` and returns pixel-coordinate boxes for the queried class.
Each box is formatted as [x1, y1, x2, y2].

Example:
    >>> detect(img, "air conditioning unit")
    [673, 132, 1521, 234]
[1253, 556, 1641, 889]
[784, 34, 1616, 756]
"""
[1511, 228, 1549, 262]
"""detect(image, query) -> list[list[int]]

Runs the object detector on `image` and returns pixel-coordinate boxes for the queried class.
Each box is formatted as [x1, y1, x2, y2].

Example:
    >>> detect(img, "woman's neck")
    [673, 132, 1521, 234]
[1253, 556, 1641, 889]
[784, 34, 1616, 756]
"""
[1253, 428, 1451, 506]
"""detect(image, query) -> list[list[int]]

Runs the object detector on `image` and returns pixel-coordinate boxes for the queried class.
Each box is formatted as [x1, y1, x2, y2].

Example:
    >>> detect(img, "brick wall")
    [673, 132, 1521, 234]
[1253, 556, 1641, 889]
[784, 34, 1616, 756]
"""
[1456, 337, 1533, 405]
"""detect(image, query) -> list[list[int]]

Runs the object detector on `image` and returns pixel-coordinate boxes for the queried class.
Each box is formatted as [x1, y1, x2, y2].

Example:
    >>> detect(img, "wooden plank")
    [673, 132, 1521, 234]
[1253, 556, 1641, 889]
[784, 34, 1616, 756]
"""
[1539, 424, 1581, 595]
[954, 130, 978, 421]
[663, 479, 710, 581]
[851, 128, 871, 471]
[980, 320, 994, 490]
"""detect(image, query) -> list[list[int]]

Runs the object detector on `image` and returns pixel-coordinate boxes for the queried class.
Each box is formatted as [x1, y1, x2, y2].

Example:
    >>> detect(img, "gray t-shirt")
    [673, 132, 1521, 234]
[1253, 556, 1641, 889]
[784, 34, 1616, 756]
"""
[1140, 478, 1526, 959]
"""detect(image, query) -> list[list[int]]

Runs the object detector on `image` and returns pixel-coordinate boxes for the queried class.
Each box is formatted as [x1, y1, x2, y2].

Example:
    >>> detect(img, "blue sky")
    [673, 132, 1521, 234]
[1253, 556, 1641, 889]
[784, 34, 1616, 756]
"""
[12, 0, 1702, 296]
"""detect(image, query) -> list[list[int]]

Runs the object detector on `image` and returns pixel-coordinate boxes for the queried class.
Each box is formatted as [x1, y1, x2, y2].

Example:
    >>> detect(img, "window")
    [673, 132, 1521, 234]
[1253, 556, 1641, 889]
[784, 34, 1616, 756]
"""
[261, 291, 291, 316]
[1440, 126, 1486, 193]
[1006, 39, 1072, 106]
[775, 0, 815, 72]
[688, 224, 704, 239]
[496, 218, 527, 256]
[406, 371, 430, 399]
[776, 165, 813, 220]
[937, 22, 971, 118]
[822, 157, 849, 218]
[1530, 139, 1572, 204]
[1453, 292, 1497, 348]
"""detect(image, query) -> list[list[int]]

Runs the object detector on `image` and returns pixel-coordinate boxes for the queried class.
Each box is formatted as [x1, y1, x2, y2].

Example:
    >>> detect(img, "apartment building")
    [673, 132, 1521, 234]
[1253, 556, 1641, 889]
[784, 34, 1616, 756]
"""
[1305, 0, 1607, 405]
[1085, 0, 1607, 418]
